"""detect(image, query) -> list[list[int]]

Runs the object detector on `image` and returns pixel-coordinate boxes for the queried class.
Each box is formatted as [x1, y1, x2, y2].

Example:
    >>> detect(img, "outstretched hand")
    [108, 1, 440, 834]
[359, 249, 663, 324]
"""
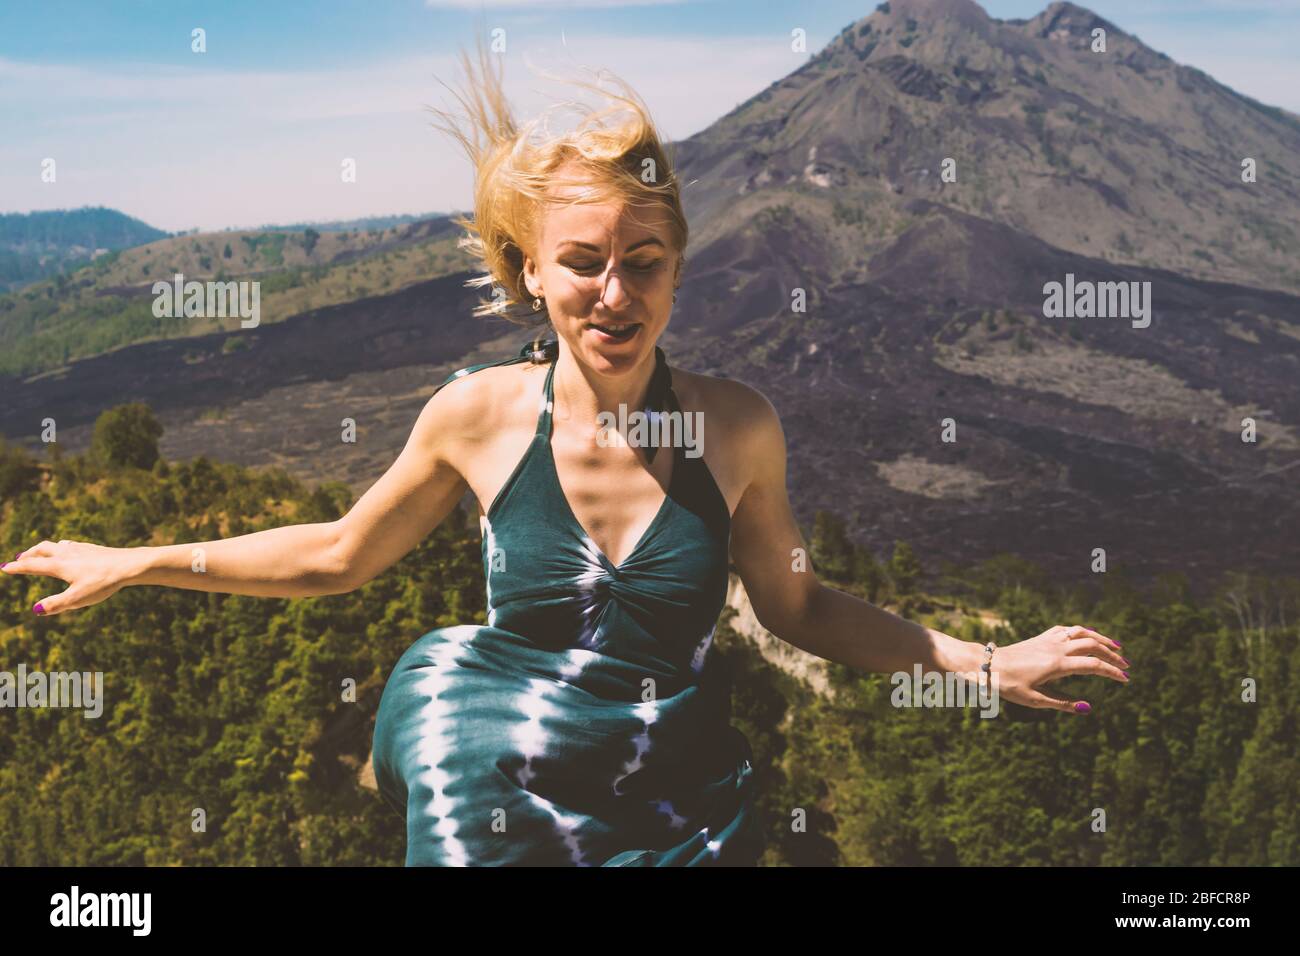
[989, 625, 1129, 714]
[1, 539, 131, 617]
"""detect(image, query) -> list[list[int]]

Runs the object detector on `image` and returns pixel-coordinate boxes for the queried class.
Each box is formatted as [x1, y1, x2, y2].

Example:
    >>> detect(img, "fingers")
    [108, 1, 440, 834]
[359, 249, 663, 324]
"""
[2, 548, 65, 580]
[1064, 624, 1122, 653]
[1013, 624, 1127, 714]
[1053, 654, 1129, 685]
[2, 540, 46, 572]
[32, 590, 75, 616]
[1058, 625, 1129, 683]
[2, 539, 78, 572]
[26, 539, 58, 558]
[1021, 687, 1092, 715]
[1064, 636, 1128, 671]
[2, 541, 77, 616]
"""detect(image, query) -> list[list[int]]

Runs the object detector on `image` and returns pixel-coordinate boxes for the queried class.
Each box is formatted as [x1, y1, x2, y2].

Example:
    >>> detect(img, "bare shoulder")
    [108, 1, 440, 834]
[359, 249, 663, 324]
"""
[417, 360, 544, 454]
[667, 365, 786, 501]
[670, 366, 781, 442]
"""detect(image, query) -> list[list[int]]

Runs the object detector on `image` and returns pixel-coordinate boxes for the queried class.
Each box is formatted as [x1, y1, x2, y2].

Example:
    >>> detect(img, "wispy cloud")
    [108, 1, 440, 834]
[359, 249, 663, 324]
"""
[0, 35, 793, 230]
[5, 0, 1295, 230]
[0, 54, 445, 122]
[424, 0, 691, 7]
[1125, 0, 1300, 10]
[1112, 9, 1300, 113]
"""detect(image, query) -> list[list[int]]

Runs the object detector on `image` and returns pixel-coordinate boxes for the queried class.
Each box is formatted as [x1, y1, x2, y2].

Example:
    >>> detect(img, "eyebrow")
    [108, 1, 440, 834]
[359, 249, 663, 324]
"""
[558, 237, 666, 254]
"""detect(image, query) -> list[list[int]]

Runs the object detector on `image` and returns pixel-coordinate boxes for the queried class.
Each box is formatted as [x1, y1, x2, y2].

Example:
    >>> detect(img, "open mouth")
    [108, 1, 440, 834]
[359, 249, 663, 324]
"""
[588, 321, 640, 342]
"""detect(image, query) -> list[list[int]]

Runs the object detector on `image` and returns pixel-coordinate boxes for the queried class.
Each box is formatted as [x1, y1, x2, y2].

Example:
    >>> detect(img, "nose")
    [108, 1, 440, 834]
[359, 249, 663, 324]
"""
[599, 267, 633, 309]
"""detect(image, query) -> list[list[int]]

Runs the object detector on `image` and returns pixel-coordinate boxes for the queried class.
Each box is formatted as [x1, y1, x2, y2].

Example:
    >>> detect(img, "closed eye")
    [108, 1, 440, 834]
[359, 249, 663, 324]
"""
[567, 260, 663, 275]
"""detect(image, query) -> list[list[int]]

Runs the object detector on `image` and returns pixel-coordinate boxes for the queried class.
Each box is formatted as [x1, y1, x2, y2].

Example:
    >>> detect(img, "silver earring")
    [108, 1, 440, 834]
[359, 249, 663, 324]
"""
[532, 297, 543, 311]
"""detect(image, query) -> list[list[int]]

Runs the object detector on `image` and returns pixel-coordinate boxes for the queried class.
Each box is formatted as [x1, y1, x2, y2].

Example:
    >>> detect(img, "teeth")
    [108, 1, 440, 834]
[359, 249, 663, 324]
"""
[595, 323, 634, 332]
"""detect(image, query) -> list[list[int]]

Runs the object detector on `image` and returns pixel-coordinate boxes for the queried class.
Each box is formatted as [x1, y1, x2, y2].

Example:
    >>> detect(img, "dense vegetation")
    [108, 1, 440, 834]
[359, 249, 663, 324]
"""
[0, 217, 472, 378]
[0, 207, 168, 293]
[0, 408, 1295, 865]
[253, 212, 448, 233]
[726, 532, 1299, 866]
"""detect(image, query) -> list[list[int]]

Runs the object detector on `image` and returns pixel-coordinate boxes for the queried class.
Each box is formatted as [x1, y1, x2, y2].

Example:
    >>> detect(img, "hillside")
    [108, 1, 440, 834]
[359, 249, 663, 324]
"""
[2, 0, 1297, 591]
[0, 215, 473, 378]
[0, 206, 169, 293]
[2, 427, 1294, 865]
[673, 0, 1300, 296]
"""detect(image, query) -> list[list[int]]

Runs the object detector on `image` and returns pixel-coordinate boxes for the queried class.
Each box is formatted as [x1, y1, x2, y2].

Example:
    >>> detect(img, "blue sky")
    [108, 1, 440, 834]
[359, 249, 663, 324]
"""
[2, 0, 1296, 231]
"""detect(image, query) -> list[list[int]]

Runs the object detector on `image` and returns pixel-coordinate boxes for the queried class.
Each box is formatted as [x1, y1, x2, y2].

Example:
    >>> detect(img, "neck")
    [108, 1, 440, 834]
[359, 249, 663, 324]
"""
[551, 343, 660, 436]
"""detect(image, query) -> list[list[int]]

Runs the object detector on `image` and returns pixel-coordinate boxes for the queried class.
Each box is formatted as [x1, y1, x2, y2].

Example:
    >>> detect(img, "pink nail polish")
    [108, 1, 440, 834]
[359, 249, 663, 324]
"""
[1122, 671, 1129, 679]
[1074, 701, 1091, 714]
[33, 603, 45, 615]
[1121, 657, 1130, 665]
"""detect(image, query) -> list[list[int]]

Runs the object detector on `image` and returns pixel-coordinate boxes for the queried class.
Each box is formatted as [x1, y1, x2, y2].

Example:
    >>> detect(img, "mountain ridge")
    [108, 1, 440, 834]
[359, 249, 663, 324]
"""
[3, 0, 1296, 590]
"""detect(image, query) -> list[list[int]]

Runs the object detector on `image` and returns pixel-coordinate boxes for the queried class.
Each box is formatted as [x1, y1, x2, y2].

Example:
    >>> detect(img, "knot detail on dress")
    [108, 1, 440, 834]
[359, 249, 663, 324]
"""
[520, 338, 560, 363]
[373, 331, 755, 866]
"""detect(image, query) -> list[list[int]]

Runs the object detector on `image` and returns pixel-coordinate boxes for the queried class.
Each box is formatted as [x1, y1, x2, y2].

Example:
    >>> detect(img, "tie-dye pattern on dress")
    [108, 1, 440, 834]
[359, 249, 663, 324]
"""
[372, 338, 762, 866]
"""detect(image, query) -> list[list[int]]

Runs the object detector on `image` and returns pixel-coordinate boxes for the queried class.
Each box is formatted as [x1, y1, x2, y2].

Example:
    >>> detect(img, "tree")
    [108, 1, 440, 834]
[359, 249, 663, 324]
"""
[90, 403, 164, 469]
[0, 438, 41, 498]
[222, 242, 233, 259]
[810, 509, 854, 581]
[852, 546, 887, 603]
[888, 540, 922, 594]
[303, 228, 321, 256]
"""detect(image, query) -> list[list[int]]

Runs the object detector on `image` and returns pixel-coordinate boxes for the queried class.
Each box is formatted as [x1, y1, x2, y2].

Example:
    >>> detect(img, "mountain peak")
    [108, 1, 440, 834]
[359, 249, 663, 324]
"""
[875, 0, 992, 27]
[1025, 1, 1125, 41]
[823, 0, 997, 63]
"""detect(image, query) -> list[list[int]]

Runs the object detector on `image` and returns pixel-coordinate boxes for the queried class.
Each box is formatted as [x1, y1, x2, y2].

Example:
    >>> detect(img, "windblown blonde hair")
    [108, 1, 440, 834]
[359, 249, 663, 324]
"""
[426, 35, 688, 327]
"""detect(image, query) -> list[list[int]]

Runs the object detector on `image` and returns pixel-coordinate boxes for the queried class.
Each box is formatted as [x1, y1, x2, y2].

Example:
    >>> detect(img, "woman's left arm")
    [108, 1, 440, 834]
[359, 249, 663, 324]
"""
[726, 386, 1130, 714]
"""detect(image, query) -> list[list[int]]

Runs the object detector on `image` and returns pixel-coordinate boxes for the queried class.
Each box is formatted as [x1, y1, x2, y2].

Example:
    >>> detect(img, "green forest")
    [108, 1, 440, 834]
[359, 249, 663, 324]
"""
[0, 207, 168, 293]
[0, 406, 1295, 866]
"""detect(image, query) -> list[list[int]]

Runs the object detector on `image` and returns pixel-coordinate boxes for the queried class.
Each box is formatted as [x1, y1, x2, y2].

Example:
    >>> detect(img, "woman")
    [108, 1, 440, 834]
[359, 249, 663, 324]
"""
[2, 44, 1129, 867]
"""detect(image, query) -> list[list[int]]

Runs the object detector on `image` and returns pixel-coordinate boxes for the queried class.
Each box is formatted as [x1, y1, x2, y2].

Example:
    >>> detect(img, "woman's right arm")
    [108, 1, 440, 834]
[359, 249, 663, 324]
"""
[3, 376, 483, 615]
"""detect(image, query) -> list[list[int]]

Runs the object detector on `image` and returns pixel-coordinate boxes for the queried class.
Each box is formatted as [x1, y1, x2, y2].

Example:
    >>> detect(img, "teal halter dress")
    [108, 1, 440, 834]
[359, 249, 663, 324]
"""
[372, 337, 763, 866]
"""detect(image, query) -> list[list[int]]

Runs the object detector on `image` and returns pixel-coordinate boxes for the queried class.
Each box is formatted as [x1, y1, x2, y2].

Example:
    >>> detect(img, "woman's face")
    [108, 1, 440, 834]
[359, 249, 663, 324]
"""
[522, 182, 680, 376]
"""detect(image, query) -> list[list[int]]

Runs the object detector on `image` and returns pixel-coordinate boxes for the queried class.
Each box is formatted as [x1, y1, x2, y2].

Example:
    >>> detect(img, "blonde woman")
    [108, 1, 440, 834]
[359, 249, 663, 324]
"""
[3, 41, 1129, 868]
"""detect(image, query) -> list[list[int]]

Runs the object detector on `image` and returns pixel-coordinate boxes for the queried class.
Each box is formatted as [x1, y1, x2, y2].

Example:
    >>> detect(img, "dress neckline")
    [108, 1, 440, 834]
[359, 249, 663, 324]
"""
[538, 343, 682, 573]
[527, 337, 675, 462]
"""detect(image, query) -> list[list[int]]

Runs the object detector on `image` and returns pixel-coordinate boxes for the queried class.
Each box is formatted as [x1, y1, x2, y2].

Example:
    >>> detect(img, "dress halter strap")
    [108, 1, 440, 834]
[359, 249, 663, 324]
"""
[432, 335, 559, 396]
[536, 338, 675, 463]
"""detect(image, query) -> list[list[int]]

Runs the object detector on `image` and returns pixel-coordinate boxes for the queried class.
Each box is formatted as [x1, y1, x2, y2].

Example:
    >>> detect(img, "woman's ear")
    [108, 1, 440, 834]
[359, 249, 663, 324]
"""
[521, 254, 541, 300]
[525, 265, 546, 303]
